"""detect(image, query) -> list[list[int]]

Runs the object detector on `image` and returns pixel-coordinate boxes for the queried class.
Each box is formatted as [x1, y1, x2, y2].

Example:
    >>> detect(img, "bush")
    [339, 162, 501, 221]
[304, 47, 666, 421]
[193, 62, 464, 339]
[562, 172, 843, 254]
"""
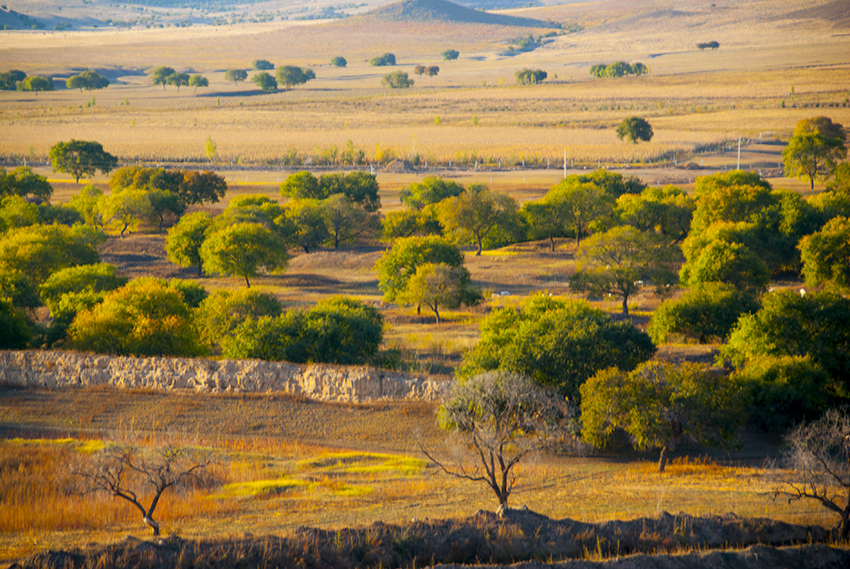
[648, 283, 761, 344]
[0, 297, 32, 349]
[195, 288, 283, 351]
[515, 69, 547, 85]
[330, 56, 347, 68]
[370, 53, 396, 66]
[382, 71, 413, 89]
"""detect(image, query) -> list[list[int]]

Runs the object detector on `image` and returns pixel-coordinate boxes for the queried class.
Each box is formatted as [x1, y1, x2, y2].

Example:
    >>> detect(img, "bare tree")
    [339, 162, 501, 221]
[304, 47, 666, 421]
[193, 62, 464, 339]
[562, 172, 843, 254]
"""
[420, 371, 576, 511]
[77, 440, 215, 535]
[775, 409, 850, 540]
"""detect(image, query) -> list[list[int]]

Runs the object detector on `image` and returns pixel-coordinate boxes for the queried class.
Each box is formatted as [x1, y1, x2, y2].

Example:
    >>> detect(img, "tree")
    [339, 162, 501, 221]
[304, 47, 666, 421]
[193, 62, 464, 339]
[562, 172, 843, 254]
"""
[720, 290, 850, 388]
[21, 75, 54, 95]
[69, 278, 205, 356]
[783, 116, 847, 190]
[204, 136, 217, 162]
[195, 288, 282, 351]
[682, 239, 770, 293]
[0, 70, 26, 90]
[616, 117, 653, 143]
[0, 196, 40, 230]
[98, 188, 153, 238]
[776, 409, 850, 540]
[615, 185, 694, 243]
[545, 179, 614, 247]
[375, 235, 467, 306]
[49, 139, 118, 184]
[166, 72, 190, 91]
[330, 56, 347, 68]
[827, 162, 850, 194]
[0, 270, 41, 311]
[382, 71, 413, 89]
[285, 199, 330, 253]
[605, 61, 632, 77]
[66, 70, 109, 92]
[224, 68, 248, 86]
[630, 62, 648, 76]
[648, 282, 761, 344]
[77, 440, 214, 536]
[569, 226, 678, 316]
[400, 176, 465, 210]
[370, 53, 396, 66]
[188, 74, 208, 93]
[799, 216, 850, 293]
[276, 66, 313, 90]
[109, 165, 182, 195]
[164, 212, 212, 276]
[414, 65, 426, 77]
[0, 166, 52, 200]
[39, 263, 127, 310]
[573, 168, 646, 199]
[147, 188, 185, 232]
[442, 49, 459, 61]
[150, 66, 176, 89]
[515, 68, 547, 85]
[253, 59, 274, 70]
[421, 371, 574, 509]
[318, 171, 381, 212]
[321, 193, 376, 249]
[458, 295, 656, 402]
[201, 222, 288, 288]
[581, 361, 743, 473]
[427, 66, 439, 77]
[589, 63, 607, 78]
[0, 224, 104, 284]
[438, 184, 519, 255]
[0, 297, 32, 349]
[252, 72, 277, 93]
[179, 170, 228, 206]
[67, 185, 103, 227]
[397, 262, 473, 324]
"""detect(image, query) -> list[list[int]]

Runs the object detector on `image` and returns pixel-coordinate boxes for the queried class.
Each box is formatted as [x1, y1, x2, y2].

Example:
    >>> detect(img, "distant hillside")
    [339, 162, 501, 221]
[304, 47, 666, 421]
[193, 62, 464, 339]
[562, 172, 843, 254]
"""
[360, 0, 556, 28]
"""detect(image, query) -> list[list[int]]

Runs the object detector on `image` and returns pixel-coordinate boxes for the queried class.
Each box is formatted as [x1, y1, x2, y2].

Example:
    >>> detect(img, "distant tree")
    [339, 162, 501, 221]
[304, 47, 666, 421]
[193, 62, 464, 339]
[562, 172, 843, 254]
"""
[49, 139, 118, 184]
[521, 200, 564, 251]
[382, 70, 413, 88]
[422, 371, 574, 509]
[201, 222, 288, 288]
[783, 116, 847, 190]
[401, 176, 465, 210]
[284, 199, 329, 253]
[573, 168, 646, 199]
[826, 163, 850, 194]
[581, 361, 743, 473]
[330, 56, 347, 68]
[66, 70, 109, 92]
[67, 185, 104, 227]
[98, 188, 153, 238]
[252, 72, 277, 93]
[76, 439, 214, 536]
[515, 68, 547, 85]
[775, 410, 850, 540]
[318, 171, 381, 212]
[616, 117, 653, 143]
[224, 68, 248, 86]
[414, 65, 426, 77]
[252, 59, 274, 70]
[799, 216, 850, 293]
[146, 188, 185, 232]
[370, 53, 396, 66]
[545, 179, 614, 247]
[682, 239, 770, 293]
[0, 196, 40, 230]
[0, 70, 26, 90]
[697, 41, 720, 50]
[280, 171, 324, 200]
[39, 263, 127, 312]
[0, 297, 32, 349]
[442, 49, 459, 61]
[276, 66, 313, 90]
[427, 66, 439, 77]
[0, 224, 104, 284]
[630, 62, 648, 76]
[615, 185, 694, 242]
[0, 166, 52, 200]
[204, 136, 217, 162]
[216, 194, 287, 236]
[178, 170, 228, 206]
[604, 61, 632, 78]
[648, 282, 761, 344]
[458, 295, 656, 402]
[195, 288, 282, 351]
[570, 226, 678, 316]
[438, 184, 519, 255]
[21, 75, 54, 95]
[321, 193, 376, 249]
[188, 74, 208, 93]
[165, 212, 212, 275]
[150, 66, 176, 89]
[398, 262, 478, 324]
[589, 63, 607, 78]
[166, 72, 190, 92]
[0, 270, 41, 312]
[109, 165, 182, 195]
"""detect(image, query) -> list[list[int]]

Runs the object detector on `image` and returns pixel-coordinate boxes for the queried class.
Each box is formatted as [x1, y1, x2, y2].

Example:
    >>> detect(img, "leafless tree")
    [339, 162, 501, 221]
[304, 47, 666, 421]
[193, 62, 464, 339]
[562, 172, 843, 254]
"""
[76, 439, 215, 536]
[775, 408, 850, 540]
[420, 371, 576, 510]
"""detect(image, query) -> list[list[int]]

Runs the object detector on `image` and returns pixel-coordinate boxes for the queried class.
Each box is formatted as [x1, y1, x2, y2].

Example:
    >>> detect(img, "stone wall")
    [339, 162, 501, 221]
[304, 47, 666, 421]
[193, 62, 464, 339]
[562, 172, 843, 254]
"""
[0, 351, 451, 403]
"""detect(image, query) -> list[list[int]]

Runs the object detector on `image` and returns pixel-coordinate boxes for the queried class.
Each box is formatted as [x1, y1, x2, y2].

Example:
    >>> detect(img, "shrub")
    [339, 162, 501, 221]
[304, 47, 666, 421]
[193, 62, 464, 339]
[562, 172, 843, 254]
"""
[195, 288, 283, 351]
[382, 71, 413, 89]
[370, 53, 396, 66]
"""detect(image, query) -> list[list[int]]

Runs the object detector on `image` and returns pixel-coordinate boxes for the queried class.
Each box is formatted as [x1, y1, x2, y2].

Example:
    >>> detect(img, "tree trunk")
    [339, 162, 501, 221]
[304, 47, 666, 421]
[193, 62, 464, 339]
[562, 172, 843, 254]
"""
[244, 275, 251, 288]
[143, 515, 160, 536]
[434, 303, 440, 324]
[476, 238, 483, 256]
[658, 445, 669, 474]
[120, 223, 129, 238]
[841, 510, 850, 541]
[416, 303, 421, 315]
[303, 245, 310, 253]
[622, 295, 629, 316]
[197, 263, 203, 276]
[549, 235, 555, 252]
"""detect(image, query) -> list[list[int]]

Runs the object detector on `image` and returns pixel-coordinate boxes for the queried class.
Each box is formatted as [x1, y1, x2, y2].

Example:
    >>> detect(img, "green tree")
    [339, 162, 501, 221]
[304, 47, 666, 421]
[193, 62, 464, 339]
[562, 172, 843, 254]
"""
[616, 117, 653, 143]
[321, 193, 376, 249]
[200, 222, 288, 287]
[382, 71, 413, 88]
[216, 194, 287, 235]
[458, 295, 656, 401]
[648, 282, 761, 344]
[195, 288, 282, 351]
[370, 53, 396, 66]
[178, 170, 228, 206]
[224, 68, 248, 86]
[0, 70, 26, 90]
[188, 74, 208, 92]
[799, 216, 850, 293]
[276, 66, 313, 90]
[252, 72, 277, 93]
[98, 188, 153, 238]
[414, 65, 426, 77]
[0, 270, 41, 311]
[581, 361, 743, 473]
[21, 75, 54, 95]
[544, 178, 614, 247]
[330, 56, 347, 68]
[630, 62, 648, 75]
[437, 184, 519, 255]
[203, 136, 217, 162]
[400, 176, 465, 210]
[381, 208, 441, 241]
[615, 185, 694, 242]
[67, 185, 103, 227]
[515, 68, 547, 85]
[109, 165, 182, 195]
[426, 66, 439, 77]
[165, 212, 212, 275]
[521, 200, 564, 251]
[49, 139, 118, 184]
[252, 59, 274, 70]
[604, 61, 632, 77]
[0, 166, 53, 200]
[397, 262, 477, 324]
[0, 297, 32, 349]
[0, 224, 104, 284]
[681, 239, 770, 293]
[589, 63, 607, 78]
[422, 371, 574, 509]
[150, 66, 176, 89]
[280, 171, 325, 201]
[374, 235, 467, 307]
[166, 72, 190, 91]
[826, 162, 850, 194]
[573, 169, 646, 199]
[66, 70, 109, 92]
[317, 171, 381, 212]
[783, 116, 847, 190]
[0, 195, 40, 230]
[285, 199, 330, 253]
[442, 49, 459, 61]
[720, 290, 850, 388]
[147, 188, 185, 232]
[569, 226, 678, 316]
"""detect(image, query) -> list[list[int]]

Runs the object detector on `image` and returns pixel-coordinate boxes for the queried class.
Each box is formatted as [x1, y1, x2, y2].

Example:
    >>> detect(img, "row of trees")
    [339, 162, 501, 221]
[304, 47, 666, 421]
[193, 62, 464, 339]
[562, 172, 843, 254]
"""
[150, 66, 208, 92]
[590, 61, 648, 78]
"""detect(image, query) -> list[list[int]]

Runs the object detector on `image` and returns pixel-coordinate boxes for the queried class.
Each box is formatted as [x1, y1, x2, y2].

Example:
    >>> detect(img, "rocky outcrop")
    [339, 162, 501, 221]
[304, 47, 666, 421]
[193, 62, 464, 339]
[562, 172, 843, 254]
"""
[0, 351, 451, 403]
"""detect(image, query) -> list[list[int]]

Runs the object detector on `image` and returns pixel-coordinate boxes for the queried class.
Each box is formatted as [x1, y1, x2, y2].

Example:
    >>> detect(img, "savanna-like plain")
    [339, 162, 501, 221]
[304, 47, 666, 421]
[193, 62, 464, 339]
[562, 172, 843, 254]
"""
[1, 0, 850, 567]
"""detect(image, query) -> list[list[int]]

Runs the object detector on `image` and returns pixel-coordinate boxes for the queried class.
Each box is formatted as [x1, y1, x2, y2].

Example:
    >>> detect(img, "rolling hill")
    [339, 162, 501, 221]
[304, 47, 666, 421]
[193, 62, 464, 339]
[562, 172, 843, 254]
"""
[359, 0, 556, 28]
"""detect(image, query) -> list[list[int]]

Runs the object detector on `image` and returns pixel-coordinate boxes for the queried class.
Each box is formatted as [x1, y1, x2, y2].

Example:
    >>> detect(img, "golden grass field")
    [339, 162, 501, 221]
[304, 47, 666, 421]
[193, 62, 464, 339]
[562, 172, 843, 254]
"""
[1, 0, 850, 564]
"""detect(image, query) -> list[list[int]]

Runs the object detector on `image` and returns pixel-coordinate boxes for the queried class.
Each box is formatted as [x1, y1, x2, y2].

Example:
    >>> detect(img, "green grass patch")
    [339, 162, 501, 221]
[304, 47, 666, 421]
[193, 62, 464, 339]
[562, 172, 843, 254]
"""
[477, 250, 520, 257]
[8, 438, 106, 454]
[216, 478, 307, 499]
[299, 452, 427, 476]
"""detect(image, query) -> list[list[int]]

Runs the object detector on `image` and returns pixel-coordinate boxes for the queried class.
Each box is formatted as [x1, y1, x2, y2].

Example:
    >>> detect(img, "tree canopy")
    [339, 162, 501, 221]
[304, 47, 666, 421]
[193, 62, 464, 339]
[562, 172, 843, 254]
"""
[442, 49, 459, 61]
[252, 59, 274, 70]
[276, 66, 314, 90]
[21, 76, 54, 95]
[165, 212, 213, 275]
[330, 56, 347, 68]
[150, 66, 176, 89]
[437, 184, 518, 255]
[252, 72, 277, 93]
[49, 139, 118, 184]
[225, 69, 248, 85]
[370, 53, 396, 66]
[382, 71, 414, 89]
[616, 117, 653, 144]
[799, 216, 850, 293]
[783, 116, 847, 189]
[0, 223, 104, 284]
[400, 176, 465, 210]
[200, 222, 288, 288]
[188, 74, 208, 92]
[66, 70, 109, 92]
[0, 166, 52, 200]
[515, 69, 547, 85]
[375, 235, 466, 305]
